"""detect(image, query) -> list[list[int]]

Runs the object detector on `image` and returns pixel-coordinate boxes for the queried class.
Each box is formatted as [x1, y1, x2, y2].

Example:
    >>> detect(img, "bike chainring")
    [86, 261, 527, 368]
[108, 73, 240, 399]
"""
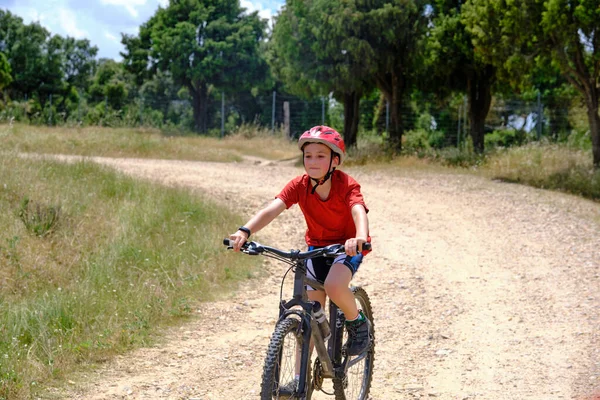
[312, 358, 324, 391]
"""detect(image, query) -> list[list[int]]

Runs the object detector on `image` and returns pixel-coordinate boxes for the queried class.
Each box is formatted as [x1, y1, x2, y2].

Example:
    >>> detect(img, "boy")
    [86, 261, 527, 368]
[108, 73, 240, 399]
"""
[229, 125, 372, 388]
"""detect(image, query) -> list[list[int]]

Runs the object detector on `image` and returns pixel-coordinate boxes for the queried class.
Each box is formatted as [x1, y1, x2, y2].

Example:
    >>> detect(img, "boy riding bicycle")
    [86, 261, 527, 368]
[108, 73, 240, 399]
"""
[229, 125, 372, 390]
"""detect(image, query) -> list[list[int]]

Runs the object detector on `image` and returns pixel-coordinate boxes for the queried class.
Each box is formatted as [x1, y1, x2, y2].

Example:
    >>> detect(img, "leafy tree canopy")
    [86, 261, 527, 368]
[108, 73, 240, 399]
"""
[123, 0, 268, 131]
[463, 0, 600, 165]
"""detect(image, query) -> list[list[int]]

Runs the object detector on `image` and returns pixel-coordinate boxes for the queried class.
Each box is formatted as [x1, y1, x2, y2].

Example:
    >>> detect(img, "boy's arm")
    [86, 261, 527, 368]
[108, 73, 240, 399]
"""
[229, 198, 287, 252]
[346, 204, 369, 256]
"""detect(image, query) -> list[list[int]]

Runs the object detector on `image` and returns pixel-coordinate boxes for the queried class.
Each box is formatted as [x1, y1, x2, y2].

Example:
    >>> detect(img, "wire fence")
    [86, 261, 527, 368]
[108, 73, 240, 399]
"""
[0, 89, 573, 148]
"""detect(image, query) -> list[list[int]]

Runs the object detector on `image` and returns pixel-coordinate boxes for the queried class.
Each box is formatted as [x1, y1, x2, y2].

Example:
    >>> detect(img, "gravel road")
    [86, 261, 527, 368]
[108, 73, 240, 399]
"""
[54, 155, 600, 400]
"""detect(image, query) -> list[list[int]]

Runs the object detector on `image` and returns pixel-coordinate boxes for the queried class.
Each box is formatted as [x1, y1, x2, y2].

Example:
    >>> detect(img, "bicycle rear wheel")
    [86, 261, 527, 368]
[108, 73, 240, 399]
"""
[260, 317, 313, 400]
[333, 286, 375, 400]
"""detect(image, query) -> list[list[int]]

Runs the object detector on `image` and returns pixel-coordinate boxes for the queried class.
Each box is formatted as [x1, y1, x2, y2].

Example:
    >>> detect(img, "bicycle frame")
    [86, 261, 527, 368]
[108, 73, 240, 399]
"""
[277, 258, 369, 397]
[223, 239, 371, 399]
[276, 260, 335, 394]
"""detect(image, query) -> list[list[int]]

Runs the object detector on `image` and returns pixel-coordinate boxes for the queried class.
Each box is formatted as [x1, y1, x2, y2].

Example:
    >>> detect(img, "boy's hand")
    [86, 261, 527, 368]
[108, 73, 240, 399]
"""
[229, 230, 249, 252]
[345, 237, 367, 256]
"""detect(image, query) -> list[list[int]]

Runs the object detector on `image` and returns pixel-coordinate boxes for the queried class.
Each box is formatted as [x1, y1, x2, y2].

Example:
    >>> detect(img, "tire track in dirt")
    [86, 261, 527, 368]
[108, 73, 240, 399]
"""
[50, 156, 599, 400]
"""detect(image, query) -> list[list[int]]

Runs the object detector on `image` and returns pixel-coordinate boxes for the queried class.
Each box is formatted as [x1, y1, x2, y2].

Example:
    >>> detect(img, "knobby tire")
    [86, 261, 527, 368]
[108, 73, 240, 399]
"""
[333, 286, 375, 400]
[260, 317, 313, 400]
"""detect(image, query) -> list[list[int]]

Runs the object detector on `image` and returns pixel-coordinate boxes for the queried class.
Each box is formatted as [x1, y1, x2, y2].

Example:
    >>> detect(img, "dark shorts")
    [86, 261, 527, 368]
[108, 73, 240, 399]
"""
[305, 246, 364, 291]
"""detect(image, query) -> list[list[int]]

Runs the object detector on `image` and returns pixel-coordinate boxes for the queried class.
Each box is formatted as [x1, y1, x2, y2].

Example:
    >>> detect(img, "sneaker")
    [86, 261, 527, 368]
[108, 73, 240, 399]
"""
[276, 377, 299, 397]
[345, 311, 372, 356]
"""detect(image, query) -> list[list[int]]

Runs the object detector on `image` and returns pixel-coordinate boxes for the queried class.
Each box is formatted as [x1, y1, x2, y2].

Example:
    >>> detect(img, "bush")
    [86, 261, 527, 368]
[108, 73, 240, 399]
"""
[434, 147, 486, 167]
[566, 128, 592, 150]
[0, 99, 37, 123]
[404, 129, 431, 152]
[485, 128, 526, 148]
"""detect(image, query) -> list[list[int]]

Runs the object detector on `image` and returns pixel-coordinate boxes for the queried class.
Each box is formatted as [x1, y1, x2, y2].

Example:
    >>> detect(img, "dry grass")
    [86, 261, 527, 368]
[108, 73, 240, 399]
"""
[0, 123, 298, 162]
[0, 154, 259, 399]
[482, 143, 600, 200]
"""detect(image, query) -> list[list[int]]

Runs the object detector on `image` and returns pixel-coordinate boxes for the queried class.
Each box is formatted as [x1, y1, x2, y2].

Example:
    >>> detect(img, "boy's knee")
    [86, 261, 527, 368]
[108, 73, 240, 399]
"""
[324, 280, 343, 298]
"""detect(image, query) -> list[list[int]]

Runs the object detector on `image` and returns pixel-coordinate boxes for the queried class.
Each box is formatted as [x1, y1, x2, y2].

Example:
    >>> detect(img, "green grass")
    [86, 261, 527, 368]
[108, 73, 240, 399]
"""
[0, 154, 259, 399]
[0, 123, 298, 162]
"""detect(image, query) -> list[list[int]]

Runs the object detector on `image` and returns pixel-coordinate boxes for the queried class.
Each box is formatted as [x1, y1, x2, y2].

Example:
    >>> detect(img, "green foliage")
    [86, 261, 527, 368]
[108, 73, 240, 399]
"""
[0, 51, 12, 91]
[485, 129, 527, 148]
[123, 0, 268, 132]
[566, 128, 593, 150]
[463, 0, 600, 164]
[404, 129, 432, 152]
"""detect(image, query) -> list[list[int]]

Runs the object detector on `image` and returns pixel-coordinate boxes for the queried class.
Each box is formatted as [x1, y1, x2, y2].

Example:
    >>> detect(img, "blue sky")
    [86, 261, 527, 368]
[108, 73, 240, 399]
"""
[0, 0, 283, 60]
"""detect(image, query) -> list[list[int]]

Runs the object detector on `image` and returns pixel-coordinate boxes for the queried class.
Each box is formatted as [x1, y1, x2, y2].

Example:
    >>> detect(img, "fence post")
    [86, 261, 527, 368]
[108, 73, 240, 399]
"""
[463, 96, 468, 150]
[272, 90, 276, 133]
[48, 94, 52, 126]
[283, 101, 290, 139]
[221, 91, 225, 138]
[139, 95, 143, 127]
[457, 104, 462, 148]
[537, 91, 543, 140]
[78, 89, 82, 124]
[385, 100, 389, 134]
[322, 96, 325, 125]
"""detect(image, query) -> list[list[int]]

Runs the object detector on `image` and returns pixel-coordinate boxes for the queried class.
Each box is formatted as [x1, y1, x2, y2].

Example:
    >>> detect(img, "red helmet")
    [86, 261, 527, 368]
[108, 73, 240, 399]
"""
[298, 126, 346, 164]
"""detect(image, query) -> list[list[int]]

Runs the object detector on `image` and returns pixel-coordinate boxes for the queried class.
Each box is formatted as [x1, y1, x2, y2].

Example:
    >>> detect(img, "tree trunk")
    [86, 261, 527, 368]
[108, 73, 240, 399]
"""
[376, 71, 403, 152]
[467, 66, 494, 153]
[584, 92, 600, 168]
[190, 82, 208, 133]
[342, 91, 360, 148]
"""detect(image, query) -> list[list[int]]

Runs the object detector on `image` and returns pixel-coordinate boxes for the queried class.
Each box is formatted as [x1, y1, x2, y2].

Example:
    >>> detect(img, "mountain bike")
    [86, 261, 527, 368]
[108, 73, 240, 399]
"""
[223, 239, 375, 400]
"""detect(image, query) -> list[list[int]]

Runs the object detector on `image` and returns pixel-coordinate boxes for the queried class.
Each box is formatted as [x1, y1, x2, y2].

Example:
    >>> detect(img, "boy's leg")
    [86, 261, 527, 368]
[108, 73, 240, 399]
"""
[324, 263, 358, 318]
[324, 262, 371, 356]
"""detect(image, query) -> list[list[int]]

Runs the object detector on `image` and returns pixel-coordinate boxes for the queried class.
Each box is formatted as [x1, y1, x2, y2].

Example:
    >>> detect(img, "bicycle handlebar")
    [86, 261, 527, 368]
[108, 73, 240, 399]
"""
[223, 238, 371, 259]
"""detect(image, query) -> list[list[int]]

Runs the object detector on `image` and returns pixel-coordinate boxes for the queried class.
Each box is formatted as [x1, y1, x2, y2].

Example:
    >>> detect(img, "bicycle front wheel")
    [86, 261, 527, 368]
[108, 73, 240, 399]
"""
[333, 286, 375, 400]
[260, 316, 313, 400]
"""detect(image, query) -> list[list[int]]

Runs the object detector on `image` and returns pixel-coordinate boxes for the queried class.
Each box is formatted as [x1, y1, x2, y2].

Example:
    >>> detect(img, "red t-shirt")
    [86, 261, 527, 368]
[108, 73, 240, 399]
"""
[276, 170, 370, 248]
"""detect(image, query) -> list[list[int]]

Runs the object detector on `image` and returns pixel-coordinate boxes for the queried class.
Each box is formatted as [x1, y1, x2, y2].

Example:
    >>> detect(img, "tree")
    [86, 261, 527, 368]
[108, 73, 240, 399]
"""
[0, 12, 49, 99]
[89, 59, 132, 109]
[358, 0, 430, 151]
[62, 37, 98, 93]
[426, 0, 496, 153]
[268, 0, 374, 147]
[123, 0, 268, 133]
[463, 0, 600, 167]
[0, 52, 12, 94]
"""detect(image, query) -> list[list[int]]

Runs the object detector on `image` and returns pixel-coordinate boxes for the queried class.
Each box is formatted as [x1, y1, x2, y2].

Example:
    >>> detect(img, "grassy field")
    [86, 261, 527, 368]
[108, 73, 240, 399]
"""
[0, 123, 299, 162]
[0, 152, 260, 399]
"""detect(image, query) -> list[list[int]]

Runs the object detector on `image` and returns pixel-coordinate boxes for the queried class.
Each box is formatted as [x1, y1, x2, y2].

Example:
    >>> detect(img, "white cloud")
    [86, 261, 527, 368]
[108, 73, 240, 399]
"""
[104, 31, 119, 42]
[240, 0, 274, 21]
[24, 8, 46, 24]
[100, 0, 148, 18]
[158, 0, 169, 7]
[59, 8, 88, 38]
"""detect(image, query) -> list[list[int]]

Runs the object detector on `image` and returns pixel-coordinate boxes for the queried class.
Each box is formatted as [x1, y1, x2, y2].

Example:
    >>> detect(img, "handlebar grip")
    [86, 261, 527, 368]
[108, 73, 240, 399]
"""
[223, 238, 231, 246]
[362, 242, 372, 251]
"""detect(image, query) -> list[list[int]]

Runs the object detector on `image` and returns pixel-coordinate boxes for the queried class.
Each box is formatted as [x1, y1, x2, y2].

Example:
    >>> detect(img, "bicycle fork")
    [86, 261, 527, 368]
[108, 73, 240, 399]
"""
[276, 304, 335, 398]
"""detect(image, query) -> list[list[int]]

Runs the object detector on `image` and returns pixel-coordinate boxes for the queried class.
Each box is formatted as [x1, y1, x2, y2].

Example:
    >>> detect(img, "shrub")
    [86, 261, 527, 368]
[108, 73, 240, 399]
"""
[485, 128, 526, 148]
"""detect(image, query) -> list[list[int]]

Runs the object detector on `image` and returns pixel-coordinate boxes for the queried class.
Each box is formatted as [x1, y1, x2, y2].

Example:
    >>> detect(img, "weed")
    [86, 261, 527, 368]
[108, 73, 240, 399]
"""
[18, 198, 61, 237]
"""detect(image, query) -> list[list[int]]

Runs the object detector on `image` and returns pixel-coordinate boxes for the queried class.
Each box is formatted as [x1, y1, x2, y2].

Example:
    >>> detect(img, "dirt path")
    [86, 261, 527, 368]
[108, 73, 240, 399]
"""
[53, 156, 600, 400]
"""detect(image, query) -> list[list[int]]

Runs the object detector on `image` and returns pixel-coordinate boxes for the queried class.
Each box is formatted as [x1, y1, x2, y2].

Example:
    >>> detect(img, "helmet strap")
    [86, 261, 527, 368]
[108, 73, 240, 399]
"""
[310, 156, 335, 194]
